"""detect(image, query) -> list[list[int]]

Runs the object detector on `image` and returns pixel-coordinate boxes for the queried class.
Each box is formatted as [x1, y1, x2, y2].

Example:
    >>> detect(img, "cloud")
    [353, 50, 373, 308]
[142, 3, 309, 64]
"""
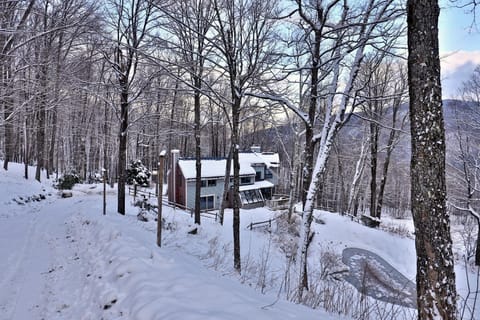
[441, 50, 480, 75]
[440, 50, 480, 98]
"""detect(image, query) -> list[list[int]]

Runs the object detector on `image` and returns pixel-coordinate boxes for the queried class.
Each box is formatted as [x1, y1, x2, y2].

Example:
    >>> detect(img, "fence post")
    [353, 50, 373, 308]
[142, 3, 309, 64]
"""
[133, 181, 137, 203]
[157, 150, 166, 247]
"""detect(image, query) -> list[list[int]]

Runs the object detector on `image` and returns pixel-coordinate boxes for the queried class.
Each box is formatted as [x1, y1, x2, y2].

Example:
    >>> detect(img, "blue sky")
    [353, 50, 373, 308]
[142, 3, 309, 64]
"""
[439, 1, 480, 98]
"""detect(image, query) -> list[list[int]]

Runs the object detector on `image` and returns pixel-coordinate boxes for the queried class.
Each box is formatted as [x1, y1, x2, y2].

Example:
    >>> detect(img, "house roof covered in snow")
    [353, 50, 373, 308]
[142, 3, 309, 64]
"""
[237, 152, 280, 169]
[178, 159, 256, 180]
[178, 151, 279, 180]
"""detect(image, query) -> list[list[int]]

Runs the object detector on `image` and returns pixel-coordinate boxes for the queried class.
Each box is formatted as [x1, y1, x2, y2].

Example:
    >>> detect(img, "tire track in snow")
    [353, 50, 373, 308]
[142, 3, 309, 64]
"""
[0, 209, 42, 319]
[0, 197, 84, 320]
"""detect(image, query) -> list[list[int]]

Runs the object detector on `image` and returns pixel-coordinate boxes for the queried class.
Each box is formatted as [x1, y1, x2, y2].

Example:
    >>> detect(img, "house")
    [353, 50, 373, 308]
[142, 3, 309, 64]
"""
[167, 147, 280, 210]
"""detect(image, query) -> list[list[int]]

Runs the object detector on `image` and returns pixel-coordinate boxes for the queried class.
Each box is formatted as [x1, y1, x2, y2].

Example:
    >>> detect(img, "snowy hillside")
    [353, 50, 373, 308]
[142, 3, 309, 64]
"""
[1, 162, 478, 319]
[0, 162, 338, 320]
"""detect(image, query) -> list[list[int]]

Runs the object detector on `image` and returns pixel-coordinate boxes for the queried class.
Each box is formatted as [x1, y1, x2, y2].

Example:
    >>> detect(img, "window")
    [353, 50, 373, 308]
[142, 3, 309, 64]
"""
[240, 177, 251, 185]
[201, 179, 217, 188]
[240, 189, 264, 205]
[244, 190, 253, 203]
[255, 171, 262, 181]
[200, 195, 214, 210]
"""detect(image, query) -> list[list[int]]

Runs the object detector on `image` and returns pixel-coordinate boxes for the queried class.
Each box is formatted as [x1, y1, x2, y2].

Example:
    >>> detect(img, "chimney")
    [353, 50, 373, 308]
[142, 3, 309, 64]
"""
[250, 145, 261, 153]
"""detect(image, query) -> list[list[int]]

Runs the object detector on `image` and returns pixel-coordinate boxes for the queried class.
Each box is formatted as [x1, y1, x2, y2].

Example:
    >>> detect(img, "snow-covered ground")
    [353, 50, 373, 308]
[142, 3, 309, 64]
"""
[0, 162, 338, 320]
[0, 161, 478, 319]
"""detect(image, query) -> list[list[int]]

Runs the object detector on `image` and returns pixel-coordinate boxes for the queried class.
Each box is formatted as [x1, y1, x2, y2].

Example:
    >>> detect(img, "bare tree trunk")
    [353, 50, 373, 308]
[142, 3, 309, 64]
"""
[218, 146, 232, 225]
[2, 64, 13, 171]
[232, 101, 241, 272]
[104, 98, 108, 177]
[194, 86, 202, 225]
[24, 114, 29, 179]
[348, 135, 368, 215]
[301, 30, 320, 208]
[167, 77, 179, 167]
[369, 120, 379, 218]
[334, 143, 347, 214]
[35, 61, 48, 182]
[117, 84, 128, 215]
[48, 106, 57, 176]
[375, 96, 403, 219]
[110, 0, 153, 215]
[288, 131, 303, 222]
[407, 1, 457, 318]
[47, 29, 65, 178]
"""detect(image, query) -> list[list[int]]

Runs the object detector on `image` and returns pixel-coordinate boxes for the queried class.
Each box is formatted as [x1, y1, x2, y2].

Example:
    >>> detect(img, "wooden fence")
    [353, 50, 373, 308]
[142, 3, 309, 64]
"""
[130, 187, 218, 220]
[247, 218, 275, 230]
[265, 194, 290, 210]
[128, 186, 156, 199]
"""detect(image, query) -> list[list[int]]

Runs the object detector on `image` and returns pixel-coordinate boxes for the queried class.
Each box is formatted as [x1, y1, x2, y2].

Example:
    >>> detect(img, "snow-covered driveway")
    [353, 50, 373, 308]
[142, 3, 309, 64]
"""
[0, 195, 88, 320]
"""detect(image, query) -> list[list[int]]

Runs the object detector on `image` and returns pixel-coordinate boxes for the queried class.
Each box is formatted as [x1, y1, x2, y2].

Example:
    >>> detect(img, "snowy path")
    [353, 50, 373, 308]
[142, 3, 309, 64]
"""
[0, 196, 85, 319]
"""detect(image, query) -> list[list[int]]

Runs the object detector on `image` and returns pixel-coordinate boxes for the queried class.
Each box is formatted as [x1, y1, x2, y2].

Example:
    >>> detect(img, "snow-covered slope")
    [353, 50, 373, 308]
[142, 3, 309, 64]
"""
[0, 162, 338, 320]
[1, 161, 478, 320]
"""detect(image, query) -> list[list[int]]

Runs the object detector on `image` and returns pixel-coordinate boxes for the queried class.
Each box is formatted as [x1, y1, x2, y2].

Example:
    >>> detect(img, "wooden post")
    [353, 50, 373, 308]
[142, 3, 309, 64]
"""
[102, 168, 106, 215]
[157, 150, 166, 247]
[133, 181, 137, 202]
[155, 171, 159, 197]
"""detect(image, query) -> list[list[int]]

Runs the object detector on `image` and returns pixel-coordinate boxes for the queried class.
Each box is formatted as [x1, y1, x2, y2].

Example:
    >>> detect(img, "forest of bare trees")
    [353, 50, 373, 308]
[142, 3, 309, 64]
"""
[2, 0, 479, 318]
[0, 0, 408, 212]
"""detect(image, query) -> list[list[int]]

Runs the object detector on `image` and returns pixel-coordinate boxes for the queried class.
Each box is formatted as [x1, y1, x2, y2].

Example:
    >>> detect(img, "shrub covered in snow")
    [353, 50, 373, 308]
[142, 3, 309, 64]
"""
[126, 160, 151, 186]
[57, 171, 81, 190]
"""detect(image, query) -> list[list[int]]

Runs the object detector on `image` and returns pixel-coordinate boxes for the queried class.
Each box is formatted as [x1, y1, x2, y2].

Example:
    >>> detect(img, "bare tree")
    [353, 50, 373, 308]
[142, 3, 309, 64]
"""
[356, 57, 408, 221]
[449, 66, 480, 267]
[104, 0, 154, 215]
[1, 0, 36, 171]
[246, 0, 403, 299]
[211, 0, 279, 272]
[162, 0, 214, 225]
[245, 0, 403, 297]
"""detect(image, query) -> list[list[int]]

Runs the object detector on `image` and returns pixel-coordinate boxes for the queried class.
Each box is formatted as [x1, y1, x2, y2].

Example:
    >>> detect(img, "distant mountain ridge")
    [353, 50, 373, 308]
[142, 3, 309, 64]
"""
[245, 99, 480, 207]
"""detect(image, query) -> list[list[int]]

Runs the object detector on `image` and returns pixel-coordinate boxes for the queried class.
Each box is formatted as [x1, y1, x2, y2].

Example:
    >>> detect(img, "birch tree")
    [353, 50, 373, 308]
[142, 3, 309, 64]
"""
[295, 0, 403, 299]
[407, 0, 457, 318]
[242, 0, 402, 297]
[247, 0, 403, 299]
